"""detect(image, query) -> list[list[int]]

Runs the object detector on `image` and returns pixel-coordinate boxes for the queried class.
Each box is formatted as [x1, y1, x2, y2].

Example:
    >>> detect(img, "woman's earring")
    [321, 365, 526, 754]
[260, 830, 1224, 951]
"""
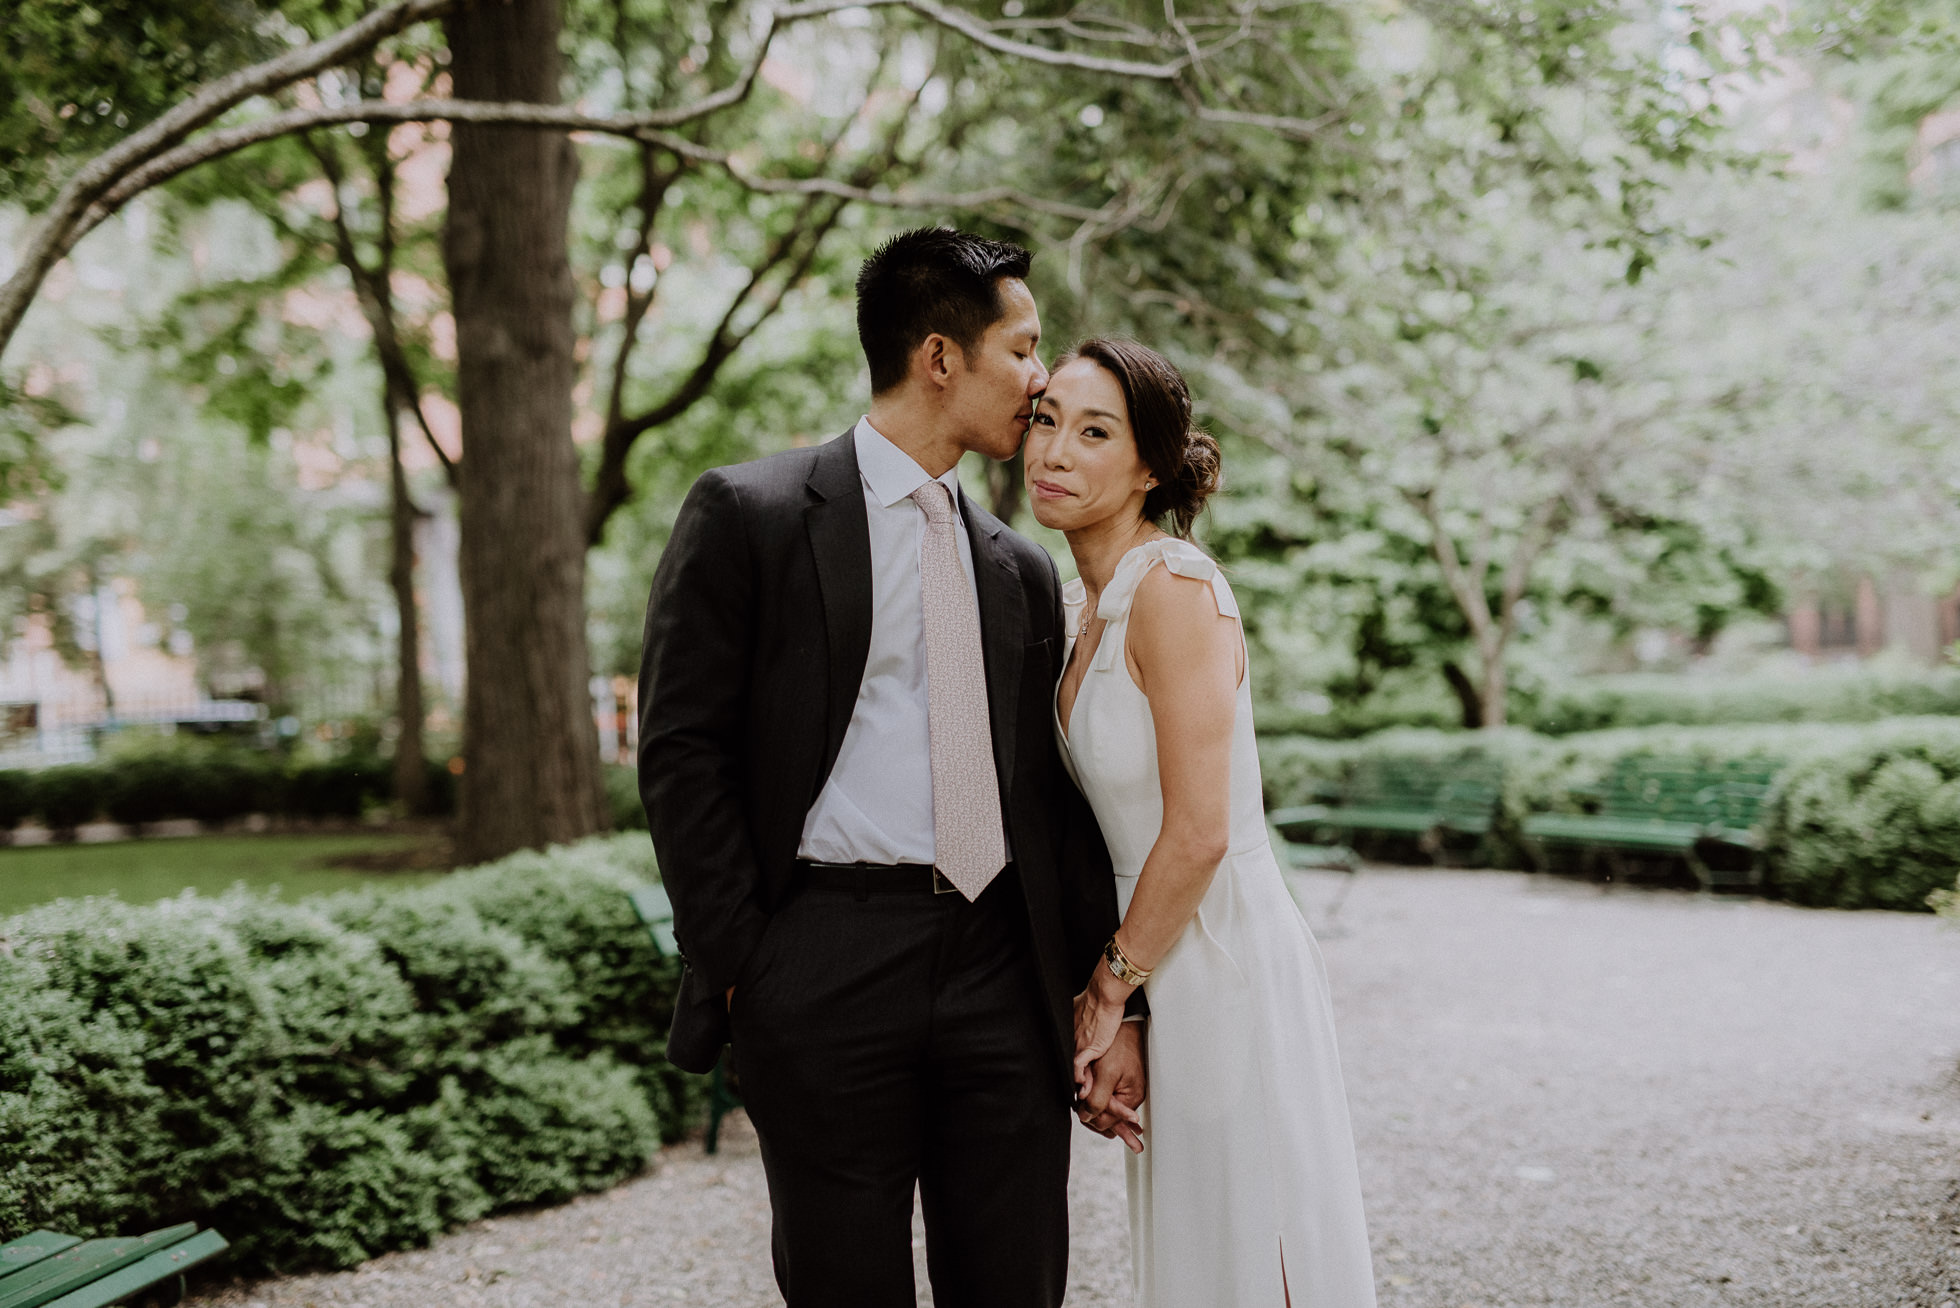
[1145, 479, 1157, 490]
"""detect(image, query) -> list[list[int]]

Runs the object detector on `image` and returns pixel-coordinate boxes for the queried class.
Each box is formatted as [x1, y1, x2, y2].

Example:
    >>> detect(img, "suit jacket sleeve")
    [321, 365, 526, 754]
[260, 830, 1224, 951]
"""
[637, 468, 771, 995]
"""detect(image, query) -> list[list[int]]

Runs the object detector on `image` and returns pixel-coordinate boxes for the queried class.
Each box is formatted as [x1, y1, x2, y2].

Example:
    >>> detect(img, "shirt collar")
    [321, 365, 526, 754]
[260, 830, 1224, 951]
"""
[854, 416, 965, 516]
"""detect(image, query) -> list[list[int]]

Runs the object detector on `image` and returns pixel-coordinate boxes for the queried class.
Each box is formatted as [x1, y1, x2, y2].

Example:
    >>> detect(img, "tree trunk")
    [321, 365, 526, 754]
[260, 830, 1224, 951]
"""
[1478, 647, 1508, 730]
[385, 401, 432, 815]
[443, 0, 606, 863]
[1442, 659, 1483, 730]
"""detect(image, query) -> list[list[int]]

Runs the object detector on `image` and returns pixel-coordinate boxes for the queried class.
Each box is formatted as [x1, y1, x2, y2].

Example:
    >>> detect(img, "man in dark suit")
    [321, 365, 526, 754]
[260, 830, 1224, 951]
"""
[637, 228, 1144, 1308]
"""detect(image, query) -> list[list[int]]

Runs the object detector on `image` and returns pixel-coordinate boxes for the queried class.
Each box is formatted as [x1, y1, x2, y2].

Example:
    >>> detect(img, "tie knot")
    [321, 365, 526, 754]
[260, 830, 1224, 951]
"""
[910, 480, 956, 525]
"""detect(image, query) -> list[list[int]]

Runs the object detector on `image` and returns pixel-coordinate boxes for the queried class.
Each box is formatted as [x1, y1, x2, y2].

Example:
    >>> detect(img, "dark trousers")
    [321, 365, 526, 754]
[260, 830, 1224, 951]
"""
[729, 870, 1071, 1308]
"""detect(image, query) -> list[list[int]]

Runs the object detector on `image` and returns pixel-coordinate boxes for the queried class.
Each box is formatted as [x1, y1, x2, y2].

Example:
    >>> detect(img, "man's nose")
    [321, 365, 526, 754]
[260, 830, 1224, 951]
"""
[1030, 359, 1050, 392]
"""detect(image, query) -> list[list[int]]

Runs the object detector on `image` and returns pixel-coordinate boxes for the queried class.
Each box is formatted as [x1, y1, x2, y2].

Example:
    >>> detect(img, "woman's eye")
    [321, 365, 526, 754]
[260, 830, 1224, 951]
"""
[1030, 412, 1053, 426]
[1084, 426, 1107, 440]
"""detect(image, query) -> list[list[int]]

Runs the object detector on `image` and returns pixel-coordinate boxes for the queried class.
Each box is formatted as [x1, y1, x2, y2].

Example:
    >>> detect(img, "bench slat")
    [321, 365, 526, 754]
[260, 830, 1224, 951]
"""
[1278, 840, 1356, 871]
[1266, 804, 1332, 831]
[0, 1227, 195, 1308]
[627, 883, 678, 957]
[1523, 814, 1704, 851]
[0, 1236, 81, 1287]
[40, 1230, 227, 1308]
[1318, 807, 1440, 834]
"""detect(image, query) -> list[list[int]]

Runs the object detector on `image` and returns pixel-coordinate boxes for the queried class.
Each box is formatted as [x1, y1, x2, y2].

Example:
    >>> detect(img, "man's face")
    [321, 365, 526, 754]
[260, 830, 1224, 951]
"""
[946, 278, 1047, 462]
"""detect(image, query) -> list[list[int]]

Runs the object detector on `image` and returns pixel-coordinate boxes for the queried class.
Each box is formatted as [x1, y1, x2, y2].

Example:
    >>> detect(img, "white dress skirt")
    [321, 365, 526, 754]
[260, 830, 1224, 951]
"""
[1057, 538, 1377, 1308]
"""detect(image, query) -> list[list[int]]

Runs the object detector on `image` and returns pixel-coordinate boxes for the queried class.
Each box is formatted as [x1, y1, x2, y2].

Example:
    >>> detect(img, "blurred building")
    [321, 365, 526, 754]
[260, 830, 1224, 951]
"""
[1785, 575, 1960, 664]
[0, 587, 265, 768]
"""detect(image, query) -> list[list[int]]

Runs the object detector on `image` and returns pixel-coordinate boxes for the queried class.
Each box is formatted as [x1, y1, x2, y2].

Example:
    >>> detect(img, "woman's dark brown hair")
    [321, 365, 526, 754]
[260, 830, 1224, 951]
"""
[1053, 337, 1222, 538]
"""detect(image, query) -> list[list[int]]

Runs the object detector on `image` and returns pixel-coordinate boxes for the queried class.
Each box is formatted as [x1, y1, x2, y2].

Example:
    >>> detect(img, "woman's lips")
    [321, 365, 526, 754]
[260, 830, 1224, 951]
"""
[1030, 479, 1071, 500]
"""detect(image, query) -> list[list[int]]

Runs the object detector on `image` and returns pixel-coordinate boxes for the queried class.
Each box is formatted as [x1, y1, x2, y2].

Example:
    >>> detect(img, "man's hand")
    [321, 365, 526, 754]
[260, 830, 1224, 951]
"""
[1076, 1020, 1147, 1153]
[1071, 961, 1134, 1095]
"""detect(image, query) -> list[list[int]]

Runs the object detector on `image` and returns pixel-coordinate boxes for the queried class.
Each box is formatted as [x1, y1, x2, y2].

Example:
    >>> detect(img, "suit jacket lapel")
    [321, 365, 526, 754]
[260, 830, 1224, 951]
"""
[805, 431, 873, 789]
[962, 489, 1025, 800]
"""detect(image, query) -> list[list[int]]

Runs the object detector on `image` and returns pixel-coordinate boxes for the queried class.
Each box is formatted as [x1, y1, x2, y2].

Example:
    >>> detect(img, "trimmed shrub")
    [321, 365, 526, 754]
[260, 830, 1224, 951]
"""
[33, 765, 103, 832]
[286, 754, 389, 820]
[0, 833, 703, 1273]
[1526, 667, 1960, 735]
[0, 771, 35, 832]
[100, 751, 200, 828]
[1756, 719, 1960, 912]
[1, 743, 425, 833]
[182, 751, 289, 824]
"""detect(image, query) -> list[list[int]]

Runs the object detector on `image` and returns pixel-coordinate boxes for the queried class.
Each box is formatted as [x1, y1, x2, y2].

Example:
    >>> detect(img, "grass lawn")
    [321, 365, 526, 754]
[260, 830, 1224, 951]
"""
[0, 831, 450, 918]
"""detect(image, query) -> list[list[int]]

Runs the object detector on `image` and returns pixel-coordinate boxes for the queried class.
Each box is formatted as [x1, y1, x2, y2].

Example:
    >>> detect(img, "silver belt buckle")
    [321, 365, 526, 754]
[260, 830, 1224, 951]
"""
[931, 868, 959, 895]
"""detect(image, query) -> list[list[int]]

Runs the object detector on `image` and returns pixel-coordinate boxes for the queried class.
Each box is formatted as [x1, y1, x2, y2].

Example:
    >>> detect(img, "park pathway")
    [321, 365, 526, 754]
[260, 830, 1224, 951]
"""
[192, 868, 1960, 1308]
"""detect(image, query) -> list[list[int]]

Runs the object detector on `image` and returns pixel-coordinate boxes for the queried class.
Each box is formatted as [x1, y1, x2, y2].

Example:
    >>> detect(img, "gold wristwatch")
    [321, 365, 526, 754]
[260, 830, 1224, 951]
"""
[1103, 935, 1151, 987]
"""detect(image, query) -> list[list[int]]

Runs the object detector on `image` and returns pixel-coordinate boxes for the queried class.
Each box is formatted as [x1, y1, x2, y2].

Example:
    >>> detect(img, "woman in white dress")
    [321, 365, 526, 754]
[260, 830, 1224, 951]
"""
[1025, 338, 1377, 1308]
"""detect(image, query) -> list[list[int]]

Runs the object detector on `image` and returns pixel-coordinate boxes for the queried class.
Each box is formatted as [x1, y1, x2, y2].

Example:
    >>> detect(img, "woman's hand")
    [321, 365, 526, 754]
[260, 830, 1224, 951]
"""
[1071, 963, 1134, 1096]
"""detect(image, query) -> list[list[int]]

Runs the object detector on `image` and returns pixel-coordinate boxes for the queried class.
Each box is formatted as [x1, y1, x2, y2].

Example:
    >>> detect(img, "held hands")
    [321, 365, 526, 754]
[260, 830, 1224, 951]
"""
[1076, 1020, 1146, 1153]
[1071, 951, 1136, 1089]
[1073, 956, 1146, 1152]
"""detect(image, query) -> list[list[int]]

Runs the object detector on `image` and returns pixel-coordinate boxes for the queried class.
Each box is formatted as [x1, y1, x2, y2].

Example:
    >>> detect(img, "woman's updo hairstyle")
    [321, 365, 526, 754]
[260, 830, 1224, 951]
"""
[1053, 337, 1221, 538]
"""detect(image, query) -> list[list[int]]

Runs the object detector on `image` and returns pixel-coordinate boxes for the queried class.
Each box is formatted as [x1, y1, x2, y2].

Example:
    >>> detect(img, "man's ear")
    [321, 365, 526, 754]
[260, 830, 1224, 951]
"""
[919, 332, 963, 391]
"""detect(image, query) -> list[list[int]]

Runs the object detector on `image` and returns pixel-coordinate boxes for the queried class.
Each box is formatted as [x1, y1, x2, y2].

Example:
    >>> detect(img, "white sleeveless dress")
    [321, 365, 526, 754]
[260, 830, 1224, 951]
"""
[1057, 538, 1377, 1308]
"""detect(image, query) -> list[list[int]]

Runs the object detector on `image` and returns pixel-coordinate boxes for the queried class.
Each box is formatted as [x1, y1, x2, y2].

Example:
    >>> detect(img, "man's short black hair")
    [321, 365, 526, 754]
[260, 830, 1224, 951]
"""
[856, 227, 1034, 394]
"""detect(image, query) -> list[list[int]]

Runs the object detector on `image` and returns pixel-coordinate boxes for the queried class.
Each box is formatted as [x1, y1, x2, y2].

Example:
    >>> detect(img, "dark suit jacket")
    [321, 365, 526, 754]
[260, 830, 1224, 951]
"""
[637, 429, 1123, 1083]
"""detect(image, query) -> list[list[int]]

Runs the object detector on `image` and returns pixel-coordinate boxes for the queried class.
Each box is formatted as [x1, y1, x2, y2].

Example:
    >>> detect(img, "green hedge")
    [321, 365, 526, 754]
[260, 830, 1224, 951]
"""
[1259, 718, 1960, 910]
[1260, 666, 1960, 738]
[1755, 720, 1960, 911]
[0, 833, 705, 1273]
[1527, 668, 1960, 735]
[0, 742, 457, 834]
[604, 764, 647, 832]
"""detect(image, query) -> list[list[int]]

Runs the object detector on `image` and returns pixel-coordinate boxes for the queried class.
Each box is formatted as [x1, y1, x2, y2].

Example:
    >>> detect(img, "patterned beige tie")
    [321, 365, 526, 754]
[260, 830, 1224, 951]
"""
[910, 481, 1007, 899]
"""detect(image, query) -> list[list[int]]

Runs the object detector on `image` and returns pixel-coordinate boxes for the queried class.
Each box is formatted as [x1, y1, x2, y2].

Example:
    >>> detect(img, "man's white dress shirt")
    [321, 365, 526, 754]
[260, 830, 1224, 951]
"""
[797, 418, 999, 866]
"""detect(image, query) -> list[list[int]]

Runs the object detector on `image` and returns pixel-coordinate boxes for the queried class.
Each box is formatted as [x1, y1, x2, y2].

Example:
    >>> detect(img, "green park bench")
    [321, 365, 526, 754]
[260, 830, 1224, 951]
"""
[0, 1225, 227, 1308]
[627, 884, 744, 1155]
[1268, 754, 1505, 865]
[1520, 754, 1779, 891]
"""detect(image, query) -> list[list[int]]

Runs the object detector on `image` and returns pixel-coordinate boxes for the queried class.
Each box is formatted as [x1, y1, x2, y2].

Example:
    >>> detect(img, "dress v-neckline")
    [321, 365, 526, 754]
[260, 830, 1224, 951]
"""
[1055, 624, 1092, 752]
[1056, 535, 1184, 750]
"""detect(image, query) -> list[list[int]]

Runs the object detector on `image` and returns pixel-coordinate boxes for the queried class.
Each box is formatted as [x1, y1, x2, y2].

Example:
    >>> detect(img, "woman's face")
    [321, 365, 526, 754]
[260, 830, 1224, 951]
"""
[1024, 358, 1155, 534]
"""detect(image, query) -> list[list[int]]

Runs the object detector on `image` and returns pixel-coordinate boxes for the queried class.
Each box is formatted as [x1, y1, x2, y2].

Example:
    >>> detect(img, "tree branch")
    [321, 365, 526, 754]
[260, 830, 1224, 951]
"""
[598, 147, 682, 443]
[1404, 486, 1498, 655]
[303, 133, 458, 486]
[0, 0, 461, 359]
[60, 98, 1111, 256]
[5, 0, 1275, 365]
[584, 53, 933, 543]
[1496, 493, 1562, 643]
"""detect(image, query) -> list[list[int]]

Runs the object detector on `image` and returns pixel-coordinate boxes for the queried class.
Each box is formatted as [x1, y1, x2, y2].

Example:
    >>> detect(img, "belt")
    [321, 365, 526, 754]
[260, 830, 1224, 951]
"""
[796, 860, 964, 895]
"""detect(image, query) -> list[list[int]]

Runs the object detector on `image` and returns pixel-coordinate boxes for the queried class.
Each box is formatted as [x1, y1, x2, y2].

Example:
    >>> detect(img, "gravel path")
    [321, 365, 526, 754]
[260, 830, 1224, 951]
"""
[191, 868, 1960, 1307]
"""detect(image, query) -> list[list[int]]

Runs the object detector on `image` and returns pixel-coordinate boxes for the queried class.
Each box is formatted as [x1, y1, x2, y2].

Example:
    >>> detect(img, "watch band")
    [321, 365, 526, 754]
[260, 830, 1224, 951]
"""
[1103, 935, 1152, 987]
